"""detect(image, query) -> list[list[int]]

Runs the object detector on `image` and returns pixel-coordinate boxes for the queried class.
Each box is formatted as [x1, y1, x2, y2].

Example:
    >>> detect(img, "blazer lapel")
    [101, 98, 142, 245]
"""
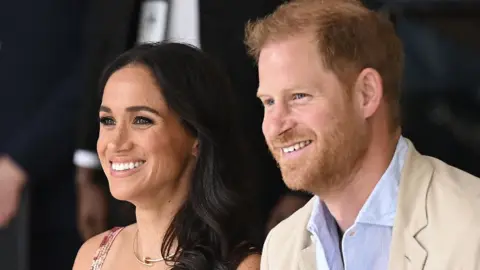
[403, 236, 428, 270]
[389, 139, 432, 270]
[389, 225, 428, 270]
[299, 242, 316, 270]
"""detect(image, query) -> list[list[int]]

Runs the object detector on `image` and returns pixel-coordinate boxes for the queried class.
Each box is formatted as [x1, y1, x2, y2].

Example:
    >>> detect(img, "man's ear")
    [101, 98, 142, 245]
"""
[353, 67, 383, 119]
[191, 139, 199, 157]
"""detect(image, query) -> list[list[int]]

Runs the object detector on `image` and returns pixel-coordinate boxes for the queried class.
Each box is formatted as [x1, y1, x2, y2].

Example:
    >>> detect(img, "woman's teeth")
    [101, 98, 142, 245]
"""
[111, 161, 145, 171]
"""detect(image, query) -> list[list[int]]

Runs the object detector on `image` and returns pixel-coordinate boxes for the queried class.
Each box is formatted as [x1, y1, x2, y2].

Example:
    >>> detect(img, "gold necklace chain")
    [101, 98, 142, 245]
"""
[132, 230, 174, 267]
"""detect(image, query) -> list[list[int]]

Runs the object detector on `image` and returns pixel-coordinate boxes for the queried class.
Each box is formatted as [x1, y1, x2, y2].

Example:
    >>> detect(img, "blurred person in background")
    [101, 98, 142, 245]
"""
[75, 0, 287, 241]
[265, 191, 312, 235]
[363, 0, 480, 177]
[74, 42, 262, 270]
[246, 0, 480, 269]
[0, 1, 87, 269]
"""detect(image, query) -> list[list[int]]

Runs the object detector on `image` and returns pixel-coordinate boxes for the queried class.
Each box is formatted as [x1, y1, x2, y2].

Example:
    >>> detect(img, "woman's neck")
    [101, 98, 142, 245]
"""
[134, 207, 178, 259]
[133, 180, 190, 259]
[132, 157, 196, 259]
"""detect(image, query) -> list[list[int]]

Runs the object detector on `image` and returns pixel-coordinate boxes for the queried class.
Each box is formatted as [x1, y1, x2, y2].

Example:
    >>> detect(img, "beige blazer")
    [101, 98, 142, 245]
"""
[261, 140, 480, 270]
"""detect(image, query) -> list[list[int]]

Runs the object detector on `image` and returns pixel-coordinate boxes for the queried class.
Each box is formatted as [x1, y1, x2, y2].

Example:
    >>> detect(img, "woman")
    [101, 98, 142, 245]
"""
[73, 42, 262, 269]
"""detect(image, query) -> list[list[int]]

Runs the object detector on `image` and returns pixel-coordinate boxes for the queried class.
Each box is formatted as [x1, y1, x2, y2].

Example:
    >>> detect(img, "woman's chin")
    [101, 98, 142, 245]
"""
[109, 185, 138, 202]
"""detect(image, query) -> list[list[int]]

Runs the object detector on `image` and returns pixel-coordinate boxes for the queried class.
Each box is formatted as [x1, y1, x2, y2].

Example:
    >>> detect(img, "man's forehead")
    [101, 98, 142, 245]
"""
[259, 36, 318, 61]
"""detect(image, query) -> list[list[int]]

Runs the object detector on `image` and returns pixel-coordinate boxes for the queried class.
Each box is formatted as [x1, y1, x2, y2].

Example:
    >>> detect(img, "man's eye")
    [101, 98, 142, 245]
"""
[263, 98, 274, 107]
[99, 117, 115, 126]
[133, 116, 153, 125]
[293, 93, 307, 100]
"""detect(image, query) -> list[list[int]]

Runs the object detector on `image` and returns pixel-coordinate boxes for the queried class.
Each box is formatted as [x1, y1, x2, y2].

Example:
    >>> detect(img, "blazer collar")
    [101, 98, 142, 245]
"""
[289, 198, 317, 270]
[389, 139, 433, 270]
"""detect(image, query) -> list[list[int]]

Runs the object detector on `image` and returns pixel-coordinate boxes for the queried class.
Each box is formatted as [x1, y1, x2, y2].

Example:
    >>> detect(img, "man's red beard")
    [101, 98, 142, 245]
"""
[268, 110, 369, 196]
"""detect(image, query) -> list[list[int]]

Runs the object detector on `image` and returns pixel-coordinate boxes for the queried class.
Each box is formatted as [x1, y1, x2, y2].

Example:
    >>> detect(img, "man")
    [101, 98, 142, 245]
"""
[75, 0, 285, 240]
[245, 0, 480, 269]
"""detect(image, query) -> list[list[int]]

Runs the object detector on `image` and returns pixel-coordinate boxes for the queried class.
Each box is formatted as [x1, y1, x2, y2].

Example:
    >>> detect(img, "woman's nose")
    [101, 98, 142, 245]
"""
[107, 124, 133, 152]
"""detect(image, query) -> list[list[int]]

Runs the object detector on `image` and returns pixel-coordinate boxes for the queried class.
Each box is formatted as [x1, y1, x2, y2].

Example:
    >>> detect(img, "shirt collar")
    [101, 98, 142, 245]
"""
[355, 136, 408, 226]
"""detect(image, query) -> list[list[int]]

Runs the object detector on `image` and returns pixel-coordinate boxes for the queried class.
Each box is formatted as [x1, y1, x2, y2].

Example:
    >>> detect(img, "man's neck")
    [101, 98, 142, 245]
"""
[324, 132, 401, 232]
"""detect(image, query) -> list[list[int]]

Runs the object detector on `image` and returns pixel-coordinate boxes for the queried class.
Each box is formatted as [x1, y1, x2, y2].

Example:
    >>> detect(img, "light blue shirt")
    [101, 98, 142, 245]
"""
[307, 137, 409, 270]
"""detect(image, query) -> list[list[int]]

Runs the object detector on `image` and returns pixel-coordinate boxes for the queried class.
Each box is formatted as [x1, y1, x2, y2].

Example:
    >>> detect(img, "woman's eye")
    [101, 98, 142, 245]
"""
[133, 116, 153, 125]
[293, 93, 307, 100]
[99, 116, 115, 126]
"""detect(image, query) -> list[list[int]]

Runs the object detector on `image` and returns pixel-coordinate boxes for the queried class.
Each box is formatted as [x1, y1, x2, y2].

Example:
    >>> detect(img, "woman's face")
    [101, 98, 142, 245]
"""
[97, 64, 197, 204]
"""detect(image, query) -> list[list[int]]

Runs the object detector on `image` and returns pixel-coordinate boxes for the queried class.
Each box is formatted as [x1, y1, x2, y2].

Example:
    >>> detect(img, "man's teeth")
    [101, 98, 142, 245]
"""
[111, 161, 145, 171]
[282, 140, 312, 153]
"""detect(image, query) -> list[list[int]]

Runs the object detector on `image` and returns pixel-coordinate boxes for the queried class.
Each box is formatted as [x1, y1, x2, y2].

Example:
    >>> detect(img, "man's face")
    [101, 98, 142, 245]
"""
[257, 34, 368, 195]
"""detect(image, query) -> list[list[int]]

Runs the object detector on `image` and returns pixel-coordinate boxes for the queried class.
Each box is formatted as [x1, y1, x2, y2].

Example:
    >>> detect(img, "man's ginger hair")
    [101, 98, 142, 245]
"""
[245, 0, 404, 127]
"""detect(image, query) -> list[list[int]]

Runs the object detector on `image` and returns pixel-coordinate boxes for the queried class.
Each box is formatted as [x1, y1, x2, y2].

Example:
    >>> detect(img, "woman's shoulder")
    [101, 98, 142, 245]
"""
[236, 253, 261, 270]
[72, 227, 129, 270]
[72, 230, 111, 270]
[228, 239, 262, 270]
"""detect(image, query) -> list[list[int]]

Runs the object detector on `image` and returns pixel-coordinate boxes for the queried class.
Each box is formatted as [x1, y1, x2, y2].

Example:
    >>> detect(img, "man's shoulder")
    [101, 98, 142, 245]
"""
[405, 140, 480, 210]
[426, 155, 480, 204]
[412, 155, 480, 266]
[417, 154, 480, 229]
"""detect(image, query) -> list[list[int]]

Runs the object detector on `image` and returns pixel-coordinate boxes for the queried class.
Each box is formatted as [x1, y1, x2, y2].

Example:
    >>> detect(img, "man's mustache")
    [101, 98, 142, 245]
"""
[269, 129, 312, 147]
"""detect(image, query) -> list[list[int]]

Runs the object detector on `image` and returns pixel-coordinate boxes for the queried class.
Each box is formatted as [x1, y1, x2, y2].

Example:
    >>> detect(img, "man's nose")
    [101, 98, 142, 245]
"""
[263, 103, 294, 138]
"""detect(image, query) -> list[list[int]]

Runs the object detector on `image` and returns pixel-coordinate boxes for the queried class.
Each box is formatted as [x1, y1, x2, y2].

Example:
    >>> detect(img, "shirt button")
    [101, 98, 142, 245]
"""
[349, 230, 356, 237]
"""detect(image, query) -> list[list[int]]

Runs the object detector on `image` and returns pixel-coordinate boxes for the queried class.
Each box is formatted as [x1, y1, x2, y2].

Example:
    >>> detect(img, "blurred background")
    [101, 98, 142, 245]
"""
[0, 0, 479, 269]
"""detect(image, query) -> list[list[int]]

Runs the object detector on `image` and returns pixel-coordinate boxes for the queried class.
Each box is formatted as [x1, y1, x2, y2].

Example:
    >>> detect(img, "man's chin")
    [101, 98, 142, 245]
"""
[281, 172, 311, 192]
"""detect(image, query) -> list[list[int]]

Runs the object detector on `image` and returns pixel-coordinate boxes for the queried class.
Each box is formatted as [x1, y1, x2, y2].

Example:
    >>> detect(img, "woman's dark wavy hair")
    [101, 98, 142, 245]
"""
[98, 42, 262, 269]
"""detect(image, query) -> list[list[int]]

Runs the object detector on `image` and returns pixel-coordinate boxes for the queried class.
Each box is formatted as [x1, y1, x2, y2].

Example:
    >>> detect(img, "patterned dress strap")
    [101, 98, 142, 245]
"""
[90, 227, 125, 270]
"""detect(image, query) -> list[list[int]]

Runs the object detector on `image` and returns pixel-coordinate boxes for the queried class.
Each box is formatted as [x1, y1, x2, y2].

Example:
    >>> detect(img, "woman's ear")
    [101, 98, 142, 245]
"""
[191, 139, 199, 157]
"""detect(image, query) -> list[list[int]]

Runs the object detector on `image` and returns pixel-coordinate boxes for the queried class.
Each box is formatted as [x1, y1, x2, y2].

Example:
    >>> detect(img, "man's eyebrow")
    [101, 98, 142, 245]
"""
[257, 87, 302, 98]
[257, 88, 268, 98]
